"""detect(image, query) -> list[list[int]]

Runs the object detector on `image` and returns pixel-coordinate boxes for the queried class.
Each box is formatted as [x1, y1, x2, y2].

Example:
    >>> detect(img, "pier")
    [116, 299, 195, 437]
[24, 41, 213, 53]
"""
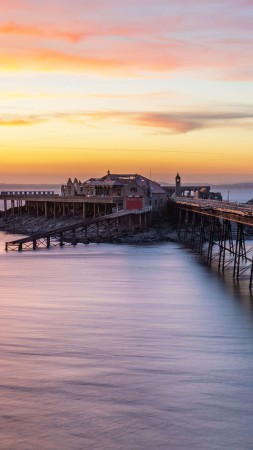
[5, 208, 152, 251]
[2, 172, 253, 289]
[0, 192, 123, 219]
[173, 198, 253, 288]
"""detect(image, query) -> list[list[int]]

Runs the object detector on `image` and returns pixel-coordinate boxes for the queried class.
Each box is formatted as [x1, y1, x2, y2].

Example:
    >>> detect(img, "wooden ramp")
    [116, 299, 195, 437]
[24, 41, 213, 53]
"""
[5, 209, 151, 251]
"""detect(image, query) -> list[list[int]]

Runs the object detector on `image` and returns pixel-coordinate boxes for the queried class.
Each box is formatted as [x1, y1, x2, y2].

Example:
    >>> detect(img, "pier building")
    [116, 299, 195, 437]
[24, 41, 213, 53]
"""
[0, 172, 167, 219]
[61, 171, 167, 214]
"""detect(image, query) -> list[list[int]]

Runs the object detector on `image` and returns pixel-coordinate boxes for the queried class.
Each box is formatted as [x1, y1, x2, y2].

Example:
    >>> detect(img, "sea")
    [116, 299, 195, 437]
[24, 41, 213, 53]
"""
[1, 187, 253, 450]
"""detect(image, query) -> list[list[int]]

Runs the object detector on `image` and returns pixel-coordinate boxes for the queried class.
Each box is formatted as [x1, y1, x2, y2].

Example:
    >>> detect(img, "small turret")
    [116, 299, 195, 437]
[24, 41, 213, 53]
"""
[175, 172, 181, 197]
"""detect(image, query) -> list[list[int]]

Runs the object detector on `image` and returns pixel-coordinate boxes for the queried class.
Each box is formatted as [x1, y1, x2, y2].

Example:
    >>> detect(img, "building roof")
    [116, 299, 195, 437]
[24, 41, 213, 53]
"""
[148, 180, 166, 194]
[82, 172, 166, 194]
[100, 173, 166, 194]
[131, 175, 166, 194]
[85, 178, 123, 187]
[100, 173, 137, 184]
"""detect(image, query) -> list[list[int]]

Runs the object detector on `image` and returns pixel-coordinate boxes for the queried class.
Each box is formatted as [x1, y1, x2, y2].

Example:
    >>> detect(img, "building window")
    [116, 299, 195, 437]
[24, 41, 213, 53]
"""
[131, 187, 137, 193]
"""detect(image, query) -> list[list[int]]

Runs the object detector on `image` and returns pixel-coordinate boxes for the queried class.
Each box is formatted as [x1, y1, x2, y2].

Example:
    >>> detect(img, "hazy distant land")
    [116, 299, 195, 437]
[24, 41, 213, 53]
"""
[160, 182, 253, 190]
[0, 184, 59, 189]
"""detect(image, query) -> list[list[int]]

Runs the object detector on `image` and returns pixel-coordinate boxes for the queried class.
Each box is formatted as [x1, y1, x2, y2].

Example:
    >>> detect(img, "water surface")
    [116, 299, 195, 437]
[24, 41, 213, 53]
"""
[1, 233, 253, 449]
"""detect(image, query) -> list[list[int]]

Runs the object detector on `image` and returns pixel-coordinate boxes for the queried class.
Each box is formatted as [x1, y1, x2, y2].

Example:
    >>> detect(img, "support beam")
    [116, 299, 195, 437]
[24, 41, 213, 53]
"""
[44, 201, 48, 218]
[177, 208, 182, 242]
[207, 217, 215, 264]
[199, 215, 205, 255]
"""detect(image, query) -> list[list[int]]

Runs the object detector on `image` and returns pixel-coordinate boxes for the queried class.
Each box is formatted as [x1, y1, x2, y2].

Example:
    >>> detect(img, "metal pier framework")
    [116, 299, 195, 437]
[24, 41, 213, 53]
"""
[5, 209, 152, 252]
[174, 199, 253, 288]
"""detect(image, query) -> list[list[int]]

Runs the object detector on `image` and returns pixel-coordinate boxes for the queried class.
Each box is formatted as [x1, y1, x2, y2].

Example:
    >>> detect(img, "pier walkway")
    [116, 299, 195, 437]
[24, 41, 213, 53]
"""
[174, 198, 253, 226]
[5, 208, 151, 251]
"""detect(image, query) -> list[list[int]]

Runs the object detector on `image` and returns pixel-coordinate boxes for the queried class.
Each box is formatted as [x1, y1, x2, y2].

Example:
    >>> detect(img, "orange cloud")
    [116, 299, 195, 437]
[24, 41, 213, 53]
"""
[0, 116, 44, 126]
[0, 48, 123, 73]
[0, 21, 82, 42]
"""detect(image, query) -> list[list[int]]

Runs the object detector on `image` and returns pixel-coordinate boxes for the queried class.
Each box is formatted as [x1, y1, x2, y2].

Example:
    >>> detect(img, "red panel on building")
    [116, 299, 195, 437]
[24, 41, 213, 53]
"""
[126, 196, 143, 210]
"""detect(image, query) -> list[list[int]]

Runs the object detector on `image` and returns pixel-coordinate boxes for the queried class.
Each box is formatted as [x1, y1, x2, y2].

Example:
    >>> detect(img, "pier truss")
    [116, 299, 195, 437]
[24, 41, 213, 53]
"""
[5, 209, 152, 252]
[174, 199, 253, 288]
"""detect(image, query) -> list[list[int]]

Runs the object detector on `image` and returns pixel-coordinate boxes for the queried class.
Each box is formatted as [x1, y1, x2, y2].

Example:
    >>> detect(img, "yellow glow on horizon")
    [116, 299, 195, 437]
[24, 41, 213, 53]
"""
[1, 74, 253, 184]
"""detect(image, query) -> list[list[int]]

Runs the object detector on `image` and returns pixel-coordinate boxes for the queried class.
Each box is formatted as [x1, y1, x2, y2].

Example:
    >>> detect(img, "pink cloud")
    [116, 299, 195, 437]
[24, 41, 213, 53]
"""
[0, 0, 252, 79]
[129, 113, 200, 133]
[0, 34, 252, 79]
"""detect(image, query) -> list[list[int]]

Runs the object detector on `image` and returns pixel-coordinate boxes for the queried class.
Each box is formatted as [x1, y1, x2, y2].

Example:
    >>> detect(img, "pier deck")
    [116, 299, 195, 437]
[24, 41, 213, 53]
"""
[174, 198, 253, 226]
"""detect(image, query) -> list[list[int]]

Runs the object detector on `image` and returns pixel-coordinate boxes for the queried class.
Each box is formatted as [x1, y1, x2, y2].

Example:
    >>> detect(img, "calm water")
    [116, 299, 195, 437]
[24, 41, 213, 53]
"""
[214, 188, 253, 203]
[1, 231, 253, 450]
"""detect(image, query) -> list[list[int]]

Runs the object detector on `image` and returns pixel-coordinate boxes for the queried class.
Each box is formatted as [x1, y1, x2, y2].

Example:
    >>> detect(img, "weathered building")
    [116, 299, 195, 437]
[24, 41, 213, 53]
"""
[61, 171, 167, 213]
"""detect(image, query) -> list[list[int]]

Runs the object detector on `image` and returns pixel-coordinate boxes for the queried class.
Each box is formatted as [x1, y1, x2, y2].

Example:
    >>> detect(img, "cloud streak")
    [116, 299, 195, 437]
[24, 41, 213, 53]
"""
[0, 1, 252, 78]
[1, 39, 250, 77]
[0, 22, 82, 43]
[1, 109, 253, 134]
[0, 48, 123, 73]
[88, 110, 253, 133]
[0, 116, 45, 126]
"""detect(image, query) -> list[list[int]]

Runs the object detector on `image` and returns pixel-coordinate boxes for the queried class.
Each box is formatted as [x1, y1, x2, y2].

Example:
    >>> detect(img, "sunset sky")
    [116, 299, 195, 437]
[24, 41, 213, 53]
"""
[1, 0, 253, 184]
